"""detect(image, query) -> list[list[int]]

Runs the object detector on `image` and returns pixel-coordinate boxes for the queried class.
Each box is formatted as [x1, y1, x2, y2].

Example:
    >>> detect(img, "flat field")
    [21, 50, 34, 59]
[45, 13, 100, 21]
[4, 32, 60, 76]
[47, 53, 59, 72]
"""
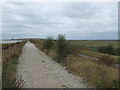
[68, 40, 118, 48]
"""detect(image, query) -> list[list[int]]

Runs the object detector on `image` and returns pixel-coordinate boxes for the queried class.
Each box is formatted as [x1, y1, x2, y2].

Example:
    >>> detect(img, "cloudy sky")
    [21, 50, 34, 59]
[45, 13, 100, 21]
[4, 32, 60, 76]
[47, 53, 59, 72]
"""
[2, 2, 118, 40]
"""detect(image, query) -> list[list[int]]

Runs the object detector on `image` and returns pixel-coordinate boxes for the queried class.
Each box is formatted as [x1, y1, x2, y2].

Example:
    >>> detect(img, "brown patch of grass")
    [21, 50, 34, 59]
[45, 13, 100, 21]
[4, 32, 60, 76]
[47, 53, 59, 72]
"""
[80, 50, 119, 64]
[98, 55, 118, 65]
[48, 49, 57, 60]
[66, 55, 119, 88]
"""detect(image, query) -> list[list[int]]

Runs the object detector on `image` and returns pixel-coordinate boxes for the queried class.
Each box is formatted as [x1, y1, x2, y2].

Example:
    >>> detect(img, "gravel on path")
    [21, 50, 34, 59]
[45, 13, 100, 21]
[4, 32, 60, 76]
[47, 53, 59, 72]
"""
[17, 41, 87, 88]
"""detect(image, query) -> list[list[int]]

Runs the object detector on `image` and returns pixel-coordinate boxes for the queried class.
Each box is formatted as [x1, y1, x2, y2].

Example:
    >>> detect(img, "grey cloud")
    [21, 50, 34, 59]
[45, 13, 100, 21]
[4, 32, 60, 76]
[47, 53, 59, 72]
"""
[2, 2, 118, 40]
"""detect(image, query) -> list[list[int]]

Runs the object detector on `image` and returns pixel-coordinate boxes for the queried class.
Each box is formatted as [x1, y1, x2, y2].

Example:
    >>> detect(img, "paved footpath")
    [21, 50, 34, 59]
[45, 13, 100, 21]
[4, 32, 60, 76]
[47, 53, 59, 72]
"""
[17, 41, 87, 88]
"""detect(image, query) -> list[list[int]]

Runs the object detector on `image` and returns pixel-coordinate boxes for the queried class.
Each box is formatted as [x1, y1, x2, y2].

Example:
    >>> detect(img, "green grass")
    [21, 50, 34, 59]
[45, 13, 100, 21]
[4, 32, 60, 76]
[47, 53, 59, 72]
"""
[86, 46, 98, 52]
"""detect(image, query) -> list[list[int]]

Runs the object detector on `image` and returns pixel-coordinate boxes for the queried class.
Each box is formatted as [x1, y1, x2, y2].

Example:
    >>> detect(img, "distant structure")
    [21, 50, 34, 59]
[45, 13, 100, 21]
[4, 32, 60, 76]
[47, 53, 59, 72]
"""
[12, 37, 14, 40]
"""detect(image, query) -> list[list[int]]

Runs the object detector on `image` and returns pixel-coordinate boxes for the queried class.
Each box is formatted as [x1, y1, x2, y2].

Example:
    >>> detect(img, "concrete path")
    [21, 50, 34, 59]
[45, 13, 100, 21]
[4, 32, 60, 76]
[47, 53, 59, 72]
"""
[17, 41, 87, 88]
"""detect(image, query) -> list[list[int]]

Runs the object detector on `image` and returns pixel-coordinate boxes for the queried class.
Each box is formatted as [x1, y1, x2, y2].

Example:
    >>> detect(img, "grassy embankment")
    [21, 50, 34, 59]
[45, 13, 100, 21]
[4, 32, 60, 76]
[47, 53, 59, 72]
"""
[30, 39, 119, 88]
[2, 41, 26, 88]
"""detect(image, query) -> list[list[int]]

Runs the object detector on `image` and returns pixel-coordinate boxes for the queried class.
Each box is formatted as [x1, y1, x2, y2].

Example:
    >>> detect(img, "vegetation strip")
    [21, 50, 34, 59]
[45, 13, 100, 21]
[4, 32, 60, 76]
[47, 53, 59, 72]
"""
[2, 41, 26, 88]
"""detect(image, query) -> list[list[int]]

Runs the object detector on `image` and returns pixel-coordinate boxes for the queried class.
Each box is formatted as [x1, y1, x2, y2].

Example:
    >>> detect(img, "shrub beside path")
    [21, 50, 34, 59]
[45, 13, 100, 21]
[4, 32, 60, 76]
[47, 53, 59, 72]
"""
[17, 41, 87, 88]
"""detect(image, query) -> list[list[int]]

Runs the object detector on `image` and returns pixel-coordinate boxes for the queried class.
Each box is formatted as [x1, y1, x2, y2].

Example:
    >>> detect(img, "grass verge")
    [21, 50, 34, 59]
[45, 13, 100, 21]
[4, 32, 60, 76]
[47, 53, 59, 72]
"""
[66, 55, 119, 88]
[2, 41, 26, 88]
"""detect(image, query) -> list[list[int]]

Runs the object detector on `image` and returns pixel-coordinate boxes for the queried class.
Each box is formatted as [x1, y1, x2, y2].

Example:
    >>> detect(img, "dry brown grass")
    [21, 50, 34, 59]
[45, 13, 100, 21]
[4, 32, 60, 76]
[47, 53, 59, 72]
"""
[81, 50, 119, 63]
[66, 55, 119, 88]
[48, 49, 57, 60]
[2, 41, 26, 88]
[98, 55, 118, 65]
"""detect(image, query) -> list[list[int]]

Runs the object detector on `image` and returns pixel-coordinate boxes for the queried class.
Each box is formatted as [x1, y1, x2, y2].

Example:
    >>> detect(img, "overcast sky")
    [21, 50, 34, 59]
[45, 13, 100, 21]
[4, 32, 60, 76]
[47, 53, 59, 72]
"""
[2, 2, 118, 40]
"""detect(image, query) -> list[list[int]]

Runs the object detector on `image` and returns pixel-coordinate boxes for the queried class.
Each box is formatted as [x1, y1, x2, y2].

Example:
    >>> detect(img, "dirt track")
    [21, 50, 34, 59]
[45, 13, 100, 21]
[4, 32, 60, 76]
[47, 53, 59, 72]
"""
[17, 41, 87, 88]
